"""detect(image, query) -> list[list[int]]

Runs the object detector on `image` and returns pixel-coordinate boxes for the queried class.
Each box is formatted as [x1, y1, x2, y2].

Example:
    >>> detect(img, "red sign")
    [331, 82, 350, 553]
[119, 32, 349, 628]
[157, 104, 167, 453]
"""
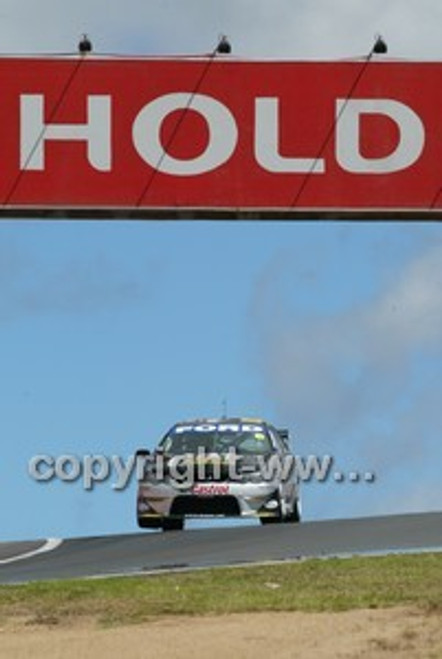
[1, 56, 442, 218]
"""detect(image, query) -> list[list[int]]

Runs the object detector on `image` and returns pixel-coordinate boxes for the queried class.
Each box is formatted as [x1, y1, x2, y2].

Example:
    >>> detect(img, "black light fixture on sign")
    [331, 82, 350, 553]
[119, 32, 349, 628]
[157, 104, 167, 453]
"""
[373, 35, 388, 54]
[216, 35, 232, 54]
[78, 34, 93, 55]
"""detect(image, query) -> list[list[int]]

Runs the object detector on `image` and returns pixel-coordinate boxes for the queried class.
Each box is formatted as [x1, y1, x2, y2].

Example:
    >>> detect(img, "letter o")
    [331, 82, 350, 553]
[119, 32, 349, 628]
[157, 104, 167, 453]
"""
[55, 455, 82, 482]
[132, 93, 238, 175]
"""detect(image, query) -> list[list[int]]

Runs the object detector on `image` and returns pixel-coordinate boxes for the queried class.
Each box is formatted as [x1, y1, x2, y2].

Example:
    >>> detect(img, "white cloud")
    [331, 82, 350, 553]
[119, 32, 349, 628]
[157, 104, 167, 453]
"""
[369, 245, 442, 357]
[249, 236, 442, 518]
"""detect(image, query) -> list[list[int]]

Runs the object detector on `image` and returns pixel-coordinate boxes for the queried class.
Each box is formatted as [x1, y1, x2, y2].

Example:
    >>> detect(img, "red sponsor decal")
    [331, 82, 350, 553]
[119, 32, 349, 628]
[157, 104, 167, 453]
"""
[193, 483, 230, 496]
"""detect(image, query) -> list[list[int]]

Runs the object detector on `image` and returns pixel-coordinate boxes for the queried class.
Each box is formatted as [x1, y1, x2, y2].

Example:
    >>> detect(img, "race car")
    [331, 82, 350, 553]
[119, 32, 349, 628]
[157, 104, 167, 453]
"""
[136, 417, 301, 531]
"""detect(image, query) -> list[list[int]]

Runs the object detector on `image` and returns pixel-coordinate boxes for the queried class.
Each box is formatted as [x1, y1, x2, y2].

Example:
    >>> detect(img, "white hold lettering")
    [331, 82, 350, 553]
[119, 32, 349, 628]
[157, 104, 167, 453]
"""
[336, 98, 425, 174]
[18, 93, 427, 178]
[132, 92, 238, 175]
[255, 97, 325, 173]
[20, 94, 112, 171]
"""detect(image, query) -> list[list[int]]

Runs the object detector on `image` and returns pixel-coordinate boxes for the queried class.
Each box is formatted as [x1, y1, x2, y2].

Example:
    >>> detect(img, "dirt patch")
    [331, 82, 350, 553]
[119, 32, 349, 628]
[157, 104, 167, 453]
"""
[0, 607, 441, 659]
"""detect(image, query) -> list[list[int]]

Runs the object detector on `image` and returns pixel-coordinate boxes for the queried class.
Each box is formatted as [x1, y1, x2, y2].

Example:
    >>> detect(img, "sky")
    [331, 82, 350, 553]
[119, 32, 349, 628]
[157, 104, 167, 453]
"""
[2, 0, 442, 541]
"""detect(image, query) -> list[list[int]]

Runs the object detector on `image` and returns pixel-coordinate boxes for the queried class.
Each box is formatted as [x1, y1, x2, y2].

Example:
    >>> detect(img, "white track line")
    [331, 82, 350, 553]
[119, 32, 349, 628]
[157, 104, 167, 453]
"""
[0, 538, 63, 566]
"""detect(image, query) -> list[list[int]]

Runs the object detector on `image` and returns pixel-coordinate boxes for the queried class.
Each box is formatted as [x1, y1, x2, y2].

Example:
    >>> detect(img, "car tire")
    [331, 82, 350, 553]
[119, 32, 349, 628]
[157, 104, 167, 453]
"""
[137, 516, 162, 529]
[260, 516, 281, 525]
[259, 507, 283, 525]
[162, 517, 185, 531]
[284, 500, 301, 523]
[259, 491, 285, 525]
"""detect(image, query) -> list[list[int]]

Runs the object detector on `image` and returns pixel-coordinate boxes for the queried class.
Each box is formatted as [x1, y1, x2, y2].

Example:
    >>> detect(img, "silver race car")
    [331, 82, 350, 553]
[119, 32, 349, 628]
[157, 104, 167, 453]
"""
[136, 417, 301, 531]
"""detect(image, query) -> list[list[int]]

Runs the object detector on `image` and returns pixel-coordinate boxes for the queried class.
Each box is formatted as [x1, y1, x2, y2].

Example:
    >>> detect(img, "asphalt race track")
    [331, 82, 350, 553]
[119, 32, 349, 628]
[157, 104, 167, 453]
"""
[1, 512, 442, 584]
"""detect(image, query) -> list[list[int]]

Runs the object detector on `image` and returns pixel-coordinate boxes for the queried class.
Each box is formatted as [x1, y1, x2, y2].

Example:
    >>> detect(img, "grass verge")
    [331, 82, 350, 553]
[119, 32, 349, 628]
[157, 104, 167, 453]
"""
[0, 552, 441, 629]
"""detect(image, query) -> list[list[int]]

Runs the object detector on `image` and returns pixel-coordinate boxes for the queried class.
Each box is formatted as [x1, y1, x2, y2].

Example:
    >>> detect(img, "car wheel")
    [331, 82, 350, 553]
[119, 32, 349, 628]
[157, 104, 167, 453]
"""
[137, 516, 162, 529]
[260, 516, 281, 525]
[284, 500, 301, 523]
[259, 507, 283, 525]
[259, 492, 285, 525]
[162, 517, 185, 531]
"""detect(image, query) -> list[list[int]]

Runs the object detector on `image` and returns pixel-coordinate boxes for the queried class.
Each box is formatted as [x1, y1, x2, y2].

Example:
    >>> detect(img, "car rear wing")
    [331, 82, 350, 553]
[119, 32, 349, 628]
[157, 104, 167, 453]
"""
[277, 428, 291, 450]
